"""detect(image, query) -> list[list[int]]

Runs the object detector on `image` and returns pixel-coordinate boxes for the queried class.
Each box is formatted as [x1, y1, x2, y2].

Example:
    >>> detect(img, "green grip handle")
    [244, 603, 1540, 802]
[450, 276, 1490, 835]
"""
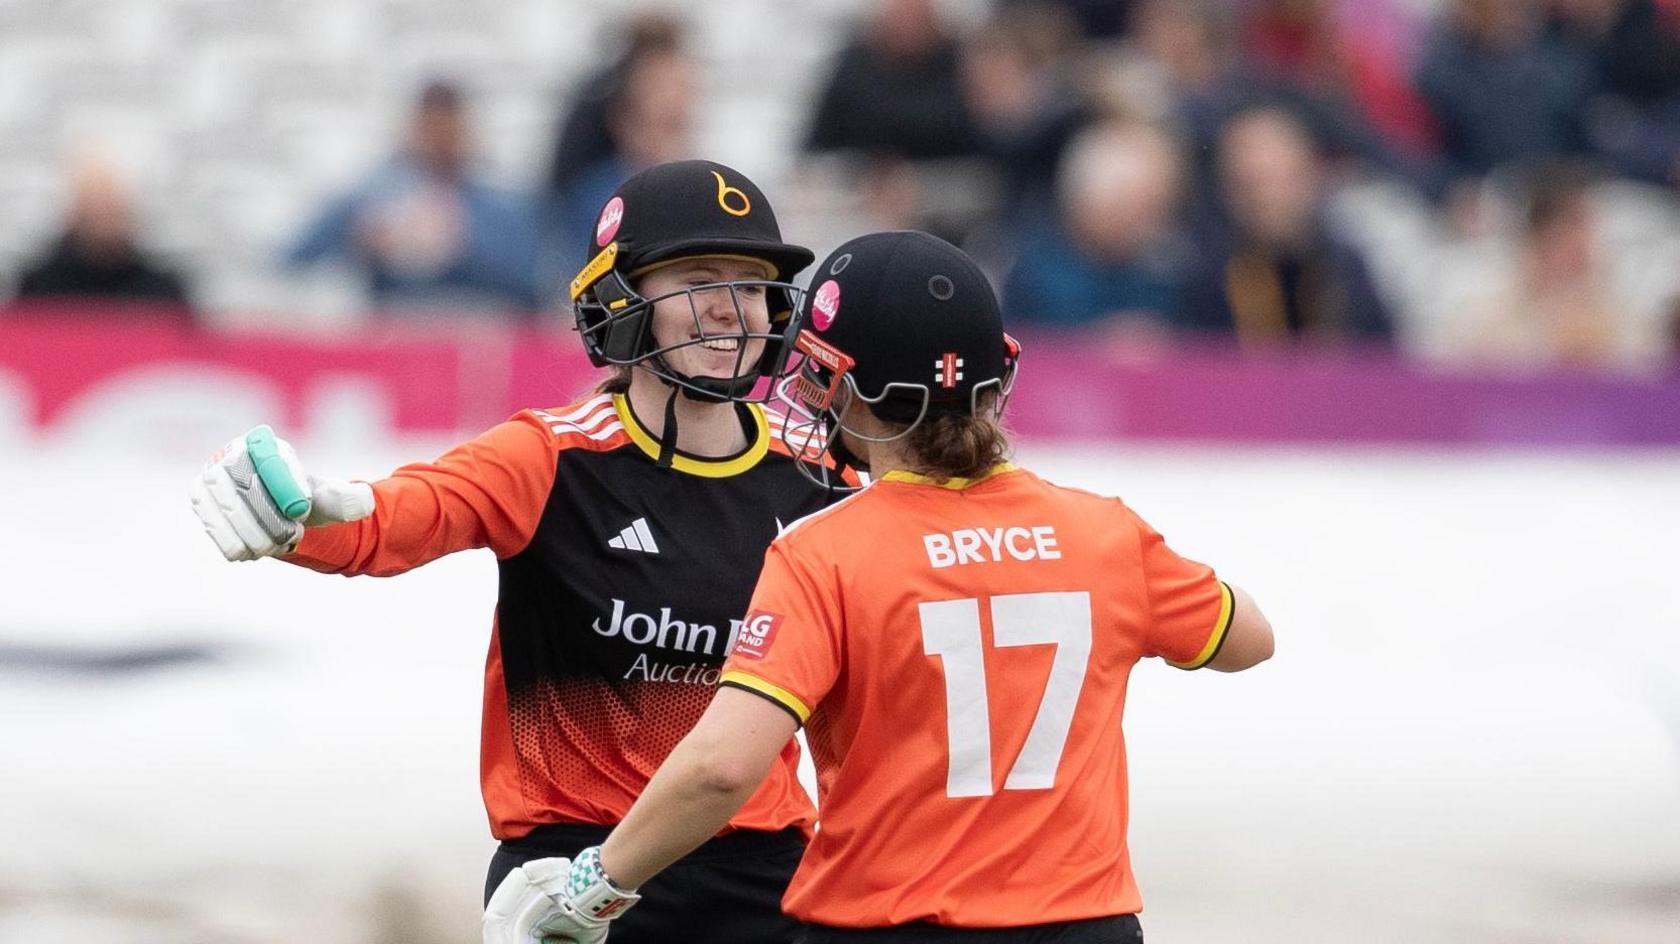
[245, 425, 312, 520]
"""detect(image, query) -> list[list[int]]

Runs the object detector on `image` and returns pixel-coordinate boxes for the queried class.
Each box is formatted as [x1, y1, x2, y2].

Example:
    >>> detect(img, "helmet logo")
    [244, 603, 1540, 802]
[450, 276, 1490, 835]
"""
[936, 353, 965, 389]
[596, 197, 625, 246]
[570, 242, 619, 301]
[712, 171, 751, 217]
[811, 280, 841, 330]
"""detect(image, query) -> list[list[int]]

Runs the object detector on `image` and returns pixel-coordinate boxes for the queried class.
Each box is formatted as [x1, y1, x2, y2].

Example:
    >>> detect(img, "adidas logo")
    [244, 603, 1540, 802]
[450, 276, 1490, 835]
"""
[608, 517, 661, 554]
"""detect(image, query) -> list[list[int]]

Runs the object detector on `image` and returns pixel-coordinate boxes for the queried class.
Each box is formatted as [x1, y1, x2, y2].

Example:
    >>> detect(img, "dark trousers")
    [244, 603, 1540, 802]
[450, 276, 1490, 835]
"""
[486, 823, 806, 944]
[796, 914, 1143, 944]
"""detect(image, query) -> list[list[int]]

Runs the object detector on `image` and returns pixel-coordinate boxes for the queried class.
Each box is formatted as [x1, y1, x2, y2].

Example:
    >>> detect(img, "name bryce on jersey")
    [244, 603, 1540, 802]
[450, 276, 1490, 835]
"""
[923, 525, 1061, 569]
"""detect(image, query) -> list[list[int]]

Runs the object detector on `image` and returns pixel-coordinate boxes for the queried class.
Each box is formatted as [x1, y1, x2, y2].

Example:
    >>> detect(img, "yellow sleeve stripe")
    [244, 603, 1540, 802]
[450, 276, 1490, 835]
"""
[1169, 581, 1235, 670]
[719, 670, 812, 724]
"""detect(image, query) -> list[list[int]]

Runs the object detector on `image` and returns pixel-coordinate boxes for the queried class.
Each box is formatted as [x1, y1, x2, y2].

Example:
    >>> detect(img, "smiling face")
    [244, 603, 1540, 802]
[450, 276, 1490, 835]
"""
[636, 255, 776, 382]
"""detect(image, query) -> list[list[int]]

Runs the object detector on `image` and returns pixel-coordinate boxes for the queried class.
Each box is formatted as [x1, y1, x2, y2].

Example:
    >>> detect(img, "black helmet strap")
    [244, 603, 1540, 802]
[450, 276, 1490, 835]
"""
[644, 348, 752, 403]
[656, 385, 681, 470]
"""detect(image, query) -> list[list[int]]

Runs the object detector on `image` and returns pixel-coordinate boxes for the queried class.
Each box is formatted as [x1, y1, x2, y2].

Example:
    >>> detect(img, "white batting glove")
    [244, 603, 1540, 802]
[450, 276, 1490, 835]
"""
[483, 847, 640, 944]
[189, 425, 374, 561]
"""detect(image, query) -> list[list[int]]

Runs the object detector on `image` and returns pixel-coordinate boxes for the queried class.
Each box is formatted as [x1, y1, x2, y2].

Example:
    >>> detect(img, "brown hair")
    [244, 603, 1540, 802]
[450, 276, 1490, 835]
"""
[594, 367, 633, 395]
[900, 391, 1012, 482]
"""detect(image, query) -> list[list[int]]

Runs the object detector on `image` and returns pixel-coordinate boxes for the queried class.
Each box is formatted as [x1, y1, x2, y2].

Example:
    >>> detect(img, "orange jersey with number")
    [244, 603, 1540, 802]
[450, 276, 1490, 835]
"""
[719, 464, 1232, 928]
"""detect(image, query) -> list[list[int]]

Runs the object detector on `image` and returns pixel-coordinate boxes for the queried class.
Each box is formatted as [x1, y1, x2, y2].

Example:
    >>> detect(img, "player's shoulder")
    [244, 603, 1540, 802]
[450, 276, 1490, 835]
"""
[769, 481, 882, 549]
[1006, 465, 1118, 503]
[999, 466, 1136, 523]
[524, 393, 633, 452]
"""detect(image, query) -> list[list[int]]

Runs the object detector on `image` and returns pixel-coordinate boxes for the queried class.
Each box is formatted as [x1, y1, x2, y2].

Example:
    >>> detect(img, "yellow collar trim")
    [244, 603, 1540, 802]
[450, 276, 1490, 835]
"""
[614, 393, 770, 478]
[879, 463, 1017, 490]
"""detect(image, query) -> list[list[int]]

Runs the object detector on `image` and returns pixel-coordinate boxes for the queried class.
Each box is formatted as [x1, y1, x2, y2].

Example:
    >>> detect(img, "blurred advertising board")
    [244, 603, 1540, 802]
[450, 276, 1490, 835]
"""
[3, 314, 1678, 449]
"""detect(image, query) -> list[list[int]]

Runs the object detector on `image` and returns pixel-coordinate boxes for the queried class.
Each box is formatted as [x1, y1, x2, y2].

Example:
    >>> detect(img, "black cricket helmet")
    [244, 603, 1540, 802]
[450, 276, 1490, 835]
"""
[778, 230, 1021, 484]
[569, 159, 816, 401]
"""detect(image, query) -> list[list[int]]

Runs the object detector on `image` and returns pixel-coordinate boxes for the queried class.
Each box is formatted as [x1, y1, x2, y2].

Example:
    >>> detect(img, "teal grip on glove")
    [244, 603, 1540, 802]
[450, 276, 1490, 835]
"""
[245, 425, 312, 521]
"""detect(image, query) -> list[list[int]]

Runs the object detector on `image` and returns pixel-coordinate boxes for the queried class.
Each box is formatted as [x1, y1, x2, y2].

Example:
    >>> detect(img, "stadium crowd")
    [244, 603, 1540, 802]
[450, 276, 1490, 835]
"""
[4, 0, 1679, 374]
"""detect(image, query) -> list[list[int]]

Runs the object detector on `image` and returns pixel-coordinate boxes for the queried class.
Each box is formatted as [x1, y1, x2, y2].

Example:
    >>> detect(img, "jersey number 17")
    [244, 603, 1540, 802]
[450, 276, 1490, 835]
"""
[919, 591, 1092, 798]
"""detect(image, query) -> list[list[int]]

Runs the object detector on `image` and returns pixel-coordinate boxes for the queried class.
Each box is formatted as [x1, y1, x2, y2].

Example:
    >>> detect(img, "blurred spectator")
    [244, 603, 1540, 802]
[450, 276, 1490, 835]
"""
[13, 156, 191, 314]
[1128, 0, 1419, 219]
[1003, 122, 1188, 329]
[544, 13, 687, 196]
[804, 0, 979, 160]
[1241, 0, 1437, 155]
[545, 39, 697, 290]
[854, 156, 929, 232]
[284, 80, 540, 316]
[962, 3, 1093, 219]
[1415, 0, 1594, 185]
[1457, 162, 1653, 371]
[1549, 0, 1680, 185]
[1182, 108, 1392, 343]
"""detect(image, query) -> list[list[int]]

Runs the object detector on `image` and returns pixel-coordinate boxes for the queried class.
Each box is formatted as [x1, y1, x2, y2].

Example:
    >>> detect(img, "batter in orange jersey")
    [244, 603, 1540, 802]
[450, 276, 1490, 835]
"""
[720, 462, 1234, 928]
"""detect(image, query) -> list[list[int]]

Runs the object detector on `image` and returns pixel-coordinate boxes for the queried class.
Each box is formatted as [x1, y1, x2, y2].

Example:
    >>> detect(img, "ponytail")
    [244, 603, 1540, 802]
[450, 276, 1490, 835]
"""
[902, 391, 1012, 482]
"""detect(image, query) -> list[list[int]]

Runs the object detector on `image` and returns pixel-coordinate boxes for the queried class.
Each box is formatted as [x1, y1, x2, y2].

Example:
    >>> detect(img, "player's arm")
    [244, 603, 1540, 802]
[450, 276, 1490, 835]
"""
[599, 541, 835, 880]
[192, 415, 555, 576]
[1129, 504, 1275, 673]
[189, 425, 375, 562]
[603, 687, 798, 886]
[1204, 582, 1273, 672]
[284, 415, 555, 576]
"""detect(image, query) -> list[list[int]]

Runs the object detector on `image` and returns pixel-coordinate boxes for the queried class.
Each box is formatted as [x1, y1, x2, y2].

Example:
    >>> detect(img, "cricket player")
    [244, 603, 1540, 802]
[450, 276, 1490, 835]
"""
[192, 161, 858, 944]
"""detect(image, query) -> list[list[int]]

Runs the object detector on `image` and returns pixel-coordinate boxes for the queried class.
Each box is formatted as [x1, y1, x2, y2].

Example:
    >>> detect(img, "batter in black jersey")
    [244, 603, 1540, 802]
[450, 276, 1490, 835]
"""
[200, 160, 847, 944]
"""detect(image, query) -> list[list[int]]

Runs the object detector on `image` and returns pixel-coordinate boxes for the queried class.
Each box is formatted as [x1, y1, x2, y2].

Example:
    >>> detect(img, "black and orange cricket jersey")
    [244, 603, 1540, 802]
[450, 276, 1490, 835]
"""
[287, 392, 838, 839]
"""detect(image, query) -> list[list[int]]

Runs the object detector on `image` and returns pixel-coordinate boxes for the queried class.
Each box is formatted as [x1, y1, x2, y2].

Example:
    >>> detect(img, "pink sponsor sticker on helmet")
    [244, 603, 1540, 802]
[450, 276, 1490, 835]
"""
[596, 196, 625, 246]
[811, 279, 841, 330]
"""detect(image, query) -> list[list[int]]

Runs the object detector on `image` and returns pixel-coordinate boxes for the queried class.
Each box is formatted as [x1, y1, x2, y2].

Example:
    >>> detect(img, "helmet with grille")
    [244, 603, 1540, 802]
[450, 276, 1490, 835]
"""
[569, 159, 815, 401]
[793, 230, 1018, 425]
[778, 230, 1021, 489]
